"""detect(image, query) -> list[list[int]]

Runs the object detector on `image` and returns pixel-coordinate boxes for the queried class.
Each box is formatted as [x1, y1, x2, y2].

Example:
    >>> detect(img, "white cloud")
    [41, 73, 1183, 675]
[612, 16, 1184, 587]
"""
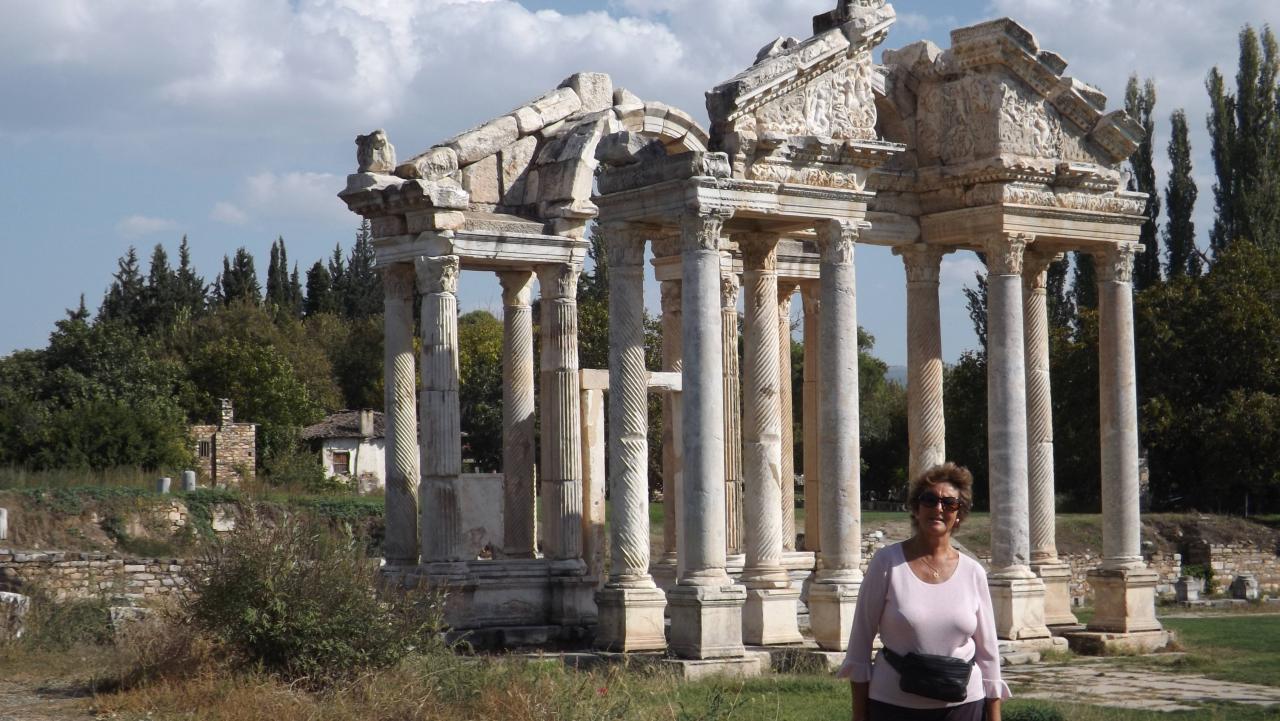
[243, 171, 350, 224]
[210, 201, 249, 225]
[116, 214, 179, 238]
[940, 252, 986, 294]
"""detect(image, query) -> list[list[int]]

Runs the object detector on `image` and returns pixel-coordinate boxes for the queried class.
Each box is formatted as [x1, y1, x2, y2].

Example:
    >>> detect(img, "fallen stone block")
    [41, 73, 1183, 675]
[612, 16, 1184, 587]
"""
[0, 591, 30, 640]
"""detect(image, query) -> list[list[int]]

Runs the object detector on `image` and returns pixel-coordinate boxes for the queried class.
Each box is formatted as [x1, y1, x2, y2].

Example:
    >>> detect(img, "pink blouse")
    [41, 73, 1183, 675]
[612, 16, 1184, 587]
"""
[835, 542, 1012, 709]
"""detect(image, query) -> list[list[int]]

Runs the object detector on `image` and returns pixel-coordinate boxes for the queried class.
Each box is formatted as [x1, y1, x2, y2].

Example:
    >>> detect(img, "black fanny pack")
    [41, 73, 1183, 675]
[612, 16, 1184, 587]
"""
[880, 648, 975, 702]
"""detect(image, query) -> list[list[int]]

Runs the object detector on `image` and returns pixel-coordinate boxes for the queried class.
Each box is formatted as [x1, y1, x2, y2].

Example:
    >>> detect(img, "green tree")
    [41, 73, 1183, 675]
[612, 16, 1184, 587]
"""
[458, 310, 504, 472]
[1126, 76, 1162, 290]
[1164, 109, 1203, 278]
[174, 235, 207, 319]
[99, 246, 146, 325]
[305, 261, 337, 316]
[342, 220, 382, 319]
[1071, 252, 1097, 316]
[218, 247, 261, 307]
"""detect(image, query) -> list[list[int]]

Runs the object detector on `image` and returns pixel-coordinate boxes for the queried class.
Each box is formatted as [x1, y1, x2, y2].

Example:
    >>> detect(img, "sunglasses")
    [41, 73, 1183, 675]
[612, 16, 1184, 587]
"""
[917, 492, 964, 512]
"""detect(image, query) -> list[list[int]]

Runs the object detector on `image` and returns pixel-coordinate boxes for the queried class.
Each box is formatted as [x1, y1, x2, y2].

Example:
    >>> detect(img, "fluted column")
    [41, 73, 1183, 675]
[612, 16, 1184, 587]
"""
[896, 244, 947, 482]
[809, 219, 862, 651]
[382, 262, 419, 565]
[537, 262, 584, 563]
[984, 234, 1050, 641]
[595, 225, 666, 651]
[499, 270, 537, 558]
[1023, 251, 1078, 627]
[659, 278, 683, 570]
[416, 255, 462, 563]
[668, 210, 745, 661]
[778, 281, 799, 552]
[800, 281, 822, 553]
[721, 269, 744, 556]
[1085, 242, 1163, 639]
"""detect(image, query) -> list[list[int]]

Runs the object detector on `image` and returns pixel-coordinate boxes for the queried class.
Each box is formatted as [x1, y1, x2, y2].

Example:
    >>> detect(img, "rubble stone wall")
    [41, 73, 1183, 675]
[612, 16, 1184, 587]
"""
[0, 549, 191, 604]
[1183, 541, 1280, 595]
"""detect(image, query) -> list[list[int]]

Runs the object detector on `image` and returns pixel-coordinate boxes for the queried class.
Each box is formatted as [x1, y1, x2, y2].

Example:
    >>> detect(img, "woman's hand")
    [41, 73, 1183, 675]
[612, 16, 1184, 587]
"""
[986, 697, 1002, 721]
[851, 681, 869, 721]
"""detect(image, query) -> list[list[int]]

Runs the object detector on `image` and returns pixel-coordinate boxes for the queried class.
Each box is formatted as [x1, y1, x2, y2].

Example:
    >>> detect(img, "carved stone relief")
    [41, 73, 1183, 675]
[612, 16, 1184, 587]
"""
[753, 51, 878, 141]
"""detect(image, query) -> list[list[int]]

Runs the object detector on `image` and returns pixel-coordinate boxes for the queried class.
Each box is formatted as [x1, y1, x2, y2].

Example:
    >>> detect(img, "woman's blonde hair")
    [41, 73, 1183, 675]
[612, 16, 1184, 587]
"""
[906, 462, 974, 526]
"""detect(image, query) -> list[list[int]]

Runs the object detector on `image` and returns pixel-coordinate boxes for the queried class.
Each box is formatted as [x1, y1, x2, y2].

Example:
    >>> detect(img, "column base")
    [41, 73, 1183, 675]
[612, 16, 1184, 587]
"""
[808, 581, 860, 651]
[988, 574, 1052, 641]
[551, 562, 597, 627]
[1032, 560, 1080, 627]
[742, 587, 803, 646]
[595, 585, 668, 652]
[667, 583, 747, 660]
[652, 558, 678, 594]
[1086, 566, 1163, 634]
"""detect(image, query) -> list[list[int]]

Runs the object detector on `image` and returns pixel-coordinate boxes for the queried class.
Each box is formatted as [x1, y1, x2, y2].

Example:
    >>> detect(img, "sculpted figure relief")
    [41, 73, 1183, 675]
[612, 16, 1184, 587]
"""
[755, 53, 878, 141]
[356, 130, 397, 174]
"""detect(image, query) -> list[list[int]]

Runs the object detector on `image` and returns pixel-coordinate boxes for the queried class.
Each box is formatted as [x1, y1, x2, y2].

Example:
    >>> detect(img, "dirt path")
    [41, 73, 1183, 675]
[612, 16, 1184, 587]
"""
[0, 679, 95, 721]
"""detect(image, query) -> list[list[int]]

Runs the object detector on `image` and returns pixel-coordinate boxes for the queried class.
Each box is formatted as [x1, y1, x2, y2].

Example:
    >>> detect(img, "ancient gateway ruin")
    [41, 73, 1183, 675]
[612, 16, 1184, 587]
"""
[339, 1, 1166, 665]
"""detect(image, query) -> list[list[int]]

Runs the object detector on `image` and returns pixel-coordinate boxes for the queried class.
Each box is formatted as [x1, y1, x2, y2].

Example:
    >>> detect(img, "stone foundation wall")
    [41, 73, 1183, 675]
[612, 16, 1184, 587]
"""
[1183, 541, 1280, 595]
[0, 549, 191, 604]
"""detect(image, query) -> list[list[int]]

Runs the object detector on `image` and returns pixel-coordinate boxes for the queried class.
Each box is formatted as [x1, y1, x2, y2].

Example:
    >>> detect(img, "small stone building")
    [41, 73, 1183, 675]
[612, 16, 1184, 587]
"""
[190, 399, 257, 487]
[301, 410, 387, 493]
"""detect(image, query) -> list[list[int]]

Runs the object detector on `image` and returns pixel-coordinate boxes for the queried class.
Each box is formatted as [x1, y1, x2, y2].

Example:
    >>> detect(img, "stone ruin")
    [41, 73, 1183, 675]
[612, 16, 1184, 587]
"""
[339, 1, 1166, 667]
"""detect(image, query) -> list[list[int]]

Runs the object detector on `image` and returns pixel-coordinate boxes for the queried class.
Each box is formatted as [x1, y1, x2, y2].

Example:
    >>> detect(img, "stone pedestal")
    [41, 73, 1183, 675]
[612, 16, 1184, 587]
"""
[595, 587, 668, 652]
[807, 582, 860, 651]
[743, 588, 804, 646]
[1087, 567, 1162, 634]
[988, 573, 1052, 641]
[1032, 561, 1079, 627]
[668, 584, 748, 659]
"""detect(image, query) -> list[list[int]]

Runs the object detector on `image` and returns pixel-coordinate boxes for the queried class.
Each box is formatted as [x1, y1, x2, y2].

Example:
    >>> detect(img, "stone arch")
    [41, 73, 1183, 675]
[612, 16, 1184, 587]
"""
[614, 101, 710, 154]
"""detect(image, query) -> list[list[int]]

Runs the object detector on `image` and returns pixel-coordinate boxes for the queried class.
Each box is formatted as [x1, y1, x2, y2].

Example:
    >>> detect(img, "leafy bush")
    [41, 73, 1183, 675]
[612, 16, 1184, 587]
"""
[1004, 704, 1067, 721]
[186, 512, 440, 686]
[17, 588, 114, 651]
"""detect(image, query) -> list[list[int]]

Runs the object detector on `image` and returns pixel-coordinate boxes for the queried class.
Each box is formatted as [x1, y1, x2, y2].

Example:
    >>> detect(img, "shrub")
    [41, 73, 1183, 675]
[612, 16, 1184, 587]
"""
[185, 511, 440, 686]
[1005, 704, 1067, 721]
[16, 587, 114, 651]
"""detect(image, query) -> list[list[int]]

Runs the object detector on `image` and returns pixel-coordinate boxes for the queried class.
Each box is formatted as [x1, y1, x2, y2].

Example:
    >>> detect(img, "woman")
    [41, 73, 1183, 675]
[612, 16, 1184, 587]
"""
[836, 463, 1010, 721]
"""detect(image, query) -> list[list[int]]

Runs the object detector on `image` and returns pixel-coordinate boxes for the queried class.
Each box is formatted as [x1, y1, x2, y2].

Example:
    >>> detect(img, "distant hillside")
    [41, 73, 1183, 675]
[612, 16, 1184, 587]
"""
[885, 366, 907, 386]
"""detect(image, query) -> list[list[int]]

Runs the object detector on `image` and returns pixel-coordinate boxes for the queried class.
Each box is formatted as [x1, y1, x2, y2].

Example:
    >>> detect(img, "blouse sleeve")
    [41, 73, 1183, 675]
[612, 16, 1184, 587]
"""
[835, 548, 889, 681]
[972, 563, 1013, 700]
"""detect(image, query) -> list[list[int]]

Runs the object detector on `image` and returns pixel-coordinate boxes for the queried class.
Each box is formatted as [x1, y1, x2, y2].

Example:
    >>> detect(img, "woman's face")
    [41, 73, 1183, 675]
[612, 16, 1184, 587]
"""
[912, 481, 963, 537]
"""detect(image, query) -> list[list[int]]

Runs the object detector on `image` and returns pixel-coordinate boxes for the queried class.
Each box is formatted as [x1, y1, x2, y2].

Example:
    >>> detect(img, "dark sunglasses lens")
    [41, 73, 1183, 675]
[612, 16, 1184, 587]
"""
[919, 493, 960, 510]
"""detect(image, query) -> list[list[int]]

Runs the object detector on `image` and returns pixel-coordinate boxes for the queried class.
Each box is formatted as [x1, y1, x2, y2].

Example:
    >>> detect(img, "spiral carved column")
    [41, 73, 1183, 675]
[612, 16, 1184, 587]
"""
[721, 269, 744, 556]
[499, 270, 537, 559]
[537, 262, 584, 563]
[659, 278, 683, 568]
[809, 219, 862, 652]
[1023, 251, 1078, 628]
[778, 281, 799, 552]
[382, 262, 419, 565]
[896, 244, 947, 483]
[800, 281, 822, 553]
[595, 225, 666, 652]
[416, 255, 462, 563]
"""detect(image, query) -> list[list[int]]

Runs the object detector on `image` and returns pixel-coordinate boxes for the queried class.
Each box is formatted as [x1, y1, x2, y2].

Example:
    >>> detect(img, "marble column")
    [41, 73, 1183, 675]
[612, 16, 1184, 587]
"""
[416, 255, 463, 564]
[983, 234, 1050, 641]
[739, 236, 802, 645]
[721, 269, 744, 556]
[499, 270, 537, 559]
[659, 278, 683, 574]
[809, 220, 863, 651]
[1022, 252, 1078, 627]
[537, 262, 585, 564]
[1087, 242, 1163, 638]
[896, 244, 947, 482]
[778, 281, 799, 552]
[382, 262, 420, 565]
[596, 225, 666, 651]
[668, 210, 745, 660]
[800, 281, 822, 553]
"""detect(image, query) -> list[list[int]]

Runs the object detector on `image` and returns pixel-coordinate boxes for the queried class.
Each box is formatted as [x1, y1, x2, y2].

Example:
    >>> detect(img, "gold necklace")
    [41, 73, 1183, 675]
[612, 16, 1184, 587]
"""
[918, 552, 952, 580]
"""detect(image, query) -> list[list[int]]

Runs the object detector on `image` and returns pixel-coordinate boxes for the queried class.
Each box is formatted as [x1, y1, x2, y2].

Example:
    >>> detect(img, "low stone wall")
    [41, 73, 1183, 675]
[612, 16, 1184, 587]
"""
[0, 549, 191, 604]
[1183, 540, 1280, 595]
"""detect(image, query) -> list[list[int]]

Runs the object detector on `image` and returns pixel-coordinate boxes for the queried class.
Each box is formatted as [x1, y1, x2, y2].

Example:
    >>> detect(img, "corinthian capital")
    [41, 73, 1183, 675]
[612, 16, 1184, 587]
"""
[720, 272, 740, 309]
[1093, 243, 1144, 284]
[816, 219, 860, 264]
[680, 210, 733, 252]
[537, 262, 581, 300]
[382, 262, 417, 300]
[738, 233, 779, 272]
[983, 233, 1031, 276]
[416, 255, 460, 295]
[1022, 251, 1065, 291]
[894, 244, 946, 284]
[604, 225, 647, 268]
[498, 270, 535, 307]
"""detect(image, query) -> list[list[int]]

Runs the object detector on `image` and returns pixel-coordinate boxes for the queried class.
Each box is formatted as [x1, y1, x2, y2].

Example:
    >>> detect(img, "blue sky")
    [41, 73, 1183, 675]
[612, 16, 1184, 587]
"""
[2, 0, 1276, 366]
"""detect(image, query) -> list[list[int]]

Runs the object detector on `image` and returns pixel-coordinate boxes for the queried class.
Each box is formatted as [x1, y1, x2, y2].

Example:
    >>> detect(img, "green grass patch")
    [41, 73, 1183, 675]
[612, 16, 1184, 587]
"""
[1112, 615, 1280, 688]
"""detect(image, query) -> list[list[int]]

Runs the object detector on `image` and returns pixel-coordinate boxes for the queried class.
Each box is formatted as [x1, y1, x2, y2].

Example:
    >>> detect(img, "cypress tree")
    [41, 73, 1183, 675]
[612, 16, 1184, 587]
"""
[143, 242, 178, 331]
[1126, 76, 1162, 290]
[1164, 110, 1202, 278]
[266, 238, 283, 308]
[1207, 67, 1236, 254]
[174, 235, 206, 317]
[343, 220, 382, 319]
[220, 247, 260, 306]
[305, 260, 336, 316]
[100, 246, 145, 325]
[289, 264, 304, 318]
